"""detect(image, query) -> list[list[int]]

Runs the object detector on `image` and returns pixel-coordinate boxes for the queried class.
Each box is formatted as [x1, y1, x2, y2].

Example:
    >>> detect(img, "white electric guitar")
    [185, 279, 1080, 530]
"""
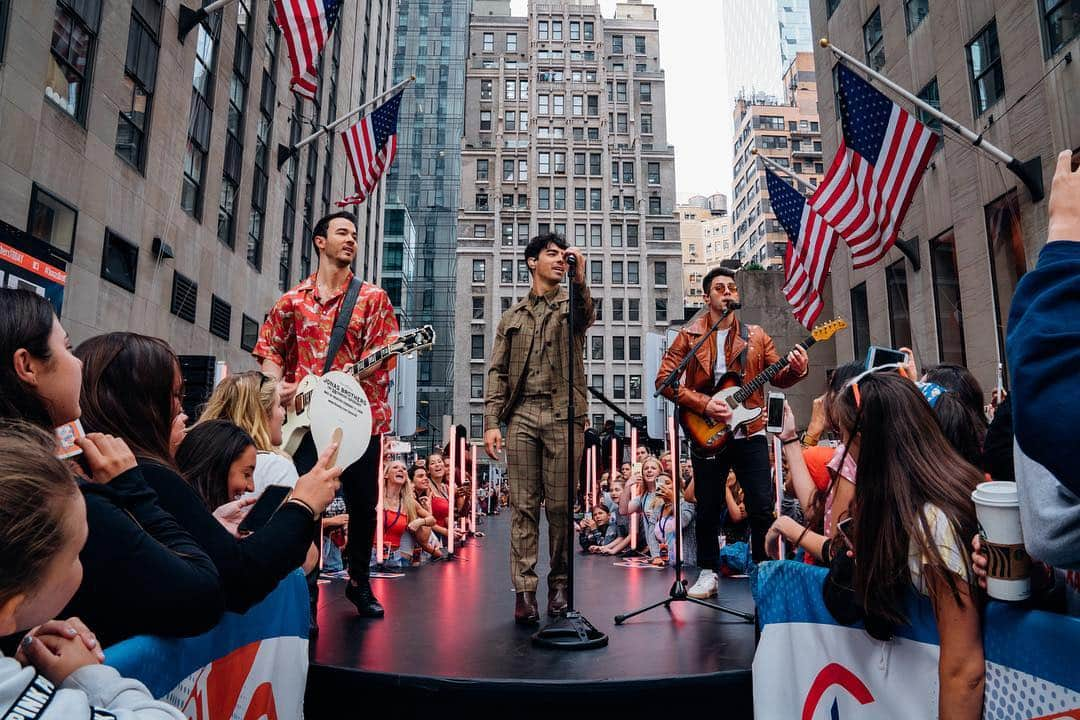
[280, 325, 435, 456]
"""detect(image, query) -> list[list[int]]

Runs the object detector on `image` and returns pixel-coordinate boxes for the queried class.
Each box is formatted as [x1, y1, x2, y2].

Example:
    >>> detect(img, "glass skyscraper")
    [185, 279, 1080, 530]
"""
[777, 0, 813, 73]
[386, 0, 470, 455]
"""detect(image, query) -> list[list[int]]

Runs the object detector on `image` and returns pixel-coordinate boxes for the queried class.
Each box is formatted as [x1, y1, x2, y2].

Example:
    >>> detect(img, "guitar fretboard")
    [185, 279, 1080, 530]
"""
[731, 334, 817, 404]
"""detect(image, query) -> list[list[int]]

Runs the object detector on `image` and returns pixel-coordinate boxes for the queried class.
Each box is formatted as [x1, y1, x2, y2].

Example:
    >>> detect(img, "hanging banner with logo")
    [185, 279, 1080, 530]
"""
[0, 219, 67, 313]
[105, 570, 309, 719]
[752, 561, 1080, 719]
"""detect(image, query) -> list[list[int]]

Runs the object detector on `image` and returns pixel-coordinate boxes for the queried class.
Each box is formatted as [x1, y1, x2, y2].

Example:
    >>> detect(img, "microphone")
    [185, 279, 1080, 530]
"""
[724, 301, 742, 312]
[564, 252, 578, 280]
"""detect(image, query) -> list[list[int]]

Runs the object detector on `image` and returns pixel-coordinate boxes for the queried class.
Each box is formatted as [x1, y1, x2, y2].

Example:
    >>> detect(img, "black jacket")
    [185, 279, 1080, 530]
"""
[63, 467, 225, 648]
[138, 461, 315, 614]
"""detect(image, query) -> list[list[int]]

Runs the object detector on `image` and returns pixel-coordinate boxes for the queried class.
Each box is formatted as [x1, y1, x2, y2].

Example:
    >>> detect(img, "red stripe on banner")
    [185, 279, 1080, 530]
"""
[305, 0, 326, 47]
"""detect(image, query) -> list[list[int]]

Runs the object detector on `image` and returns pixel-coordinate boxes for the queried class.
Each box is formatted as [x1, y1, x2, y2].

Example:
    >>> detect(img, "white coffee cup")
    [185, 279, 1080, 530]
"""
[971, 481, 1031, 601]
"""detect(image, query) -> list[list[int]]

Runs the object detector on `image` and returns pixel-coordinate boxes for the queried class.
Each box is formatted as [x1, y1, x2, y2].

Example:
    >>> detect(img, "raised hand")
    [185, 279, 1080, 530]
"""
[76, 433, 137, 484]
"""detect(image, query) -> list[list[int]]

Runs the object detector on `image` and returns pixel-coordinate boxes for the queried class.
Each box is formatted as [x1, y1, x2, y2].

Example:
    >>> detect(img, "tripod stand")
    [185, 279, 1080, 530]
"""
[533, 253, 608, 649]
[615, 304, 754, 625]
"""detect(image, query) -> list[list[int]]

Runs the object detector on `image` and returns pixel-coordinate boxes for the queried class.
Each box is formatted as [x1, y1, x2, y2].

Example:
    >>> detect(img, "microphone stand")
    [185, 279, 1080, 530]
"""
[533, 253, 608, 650]
[615, 302, 754, 625]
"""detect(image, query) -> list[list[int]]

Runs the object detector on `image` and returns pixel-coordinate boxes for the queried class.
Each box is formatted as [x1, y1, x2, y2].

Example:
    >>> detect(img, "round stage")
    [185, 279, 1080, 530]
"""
[306, 512, 757, 718]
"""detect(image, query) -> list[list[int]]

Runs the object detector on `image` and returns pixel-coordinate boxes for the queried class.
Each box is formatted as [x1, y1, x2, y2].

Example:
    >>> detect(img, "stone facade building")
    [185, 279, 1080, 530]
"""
[811, 0, 1079, 391]
[453, 0, 682, 440]
[0, 0, 394, 370]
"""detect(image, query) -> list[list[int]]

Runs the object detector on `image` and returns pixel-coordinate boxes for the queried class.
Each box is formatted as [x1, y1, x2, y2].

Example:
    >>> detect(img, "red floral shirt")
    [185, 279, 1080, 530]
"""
[253, 273, 399, 435]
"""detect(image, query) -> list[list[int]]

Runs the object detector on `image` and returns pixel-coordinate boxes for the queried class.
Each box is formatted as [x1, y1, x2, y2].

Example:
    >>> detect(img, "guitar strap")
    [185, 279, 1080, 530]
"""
[322, 277, 362, 376]
[737, 321, 749, 382]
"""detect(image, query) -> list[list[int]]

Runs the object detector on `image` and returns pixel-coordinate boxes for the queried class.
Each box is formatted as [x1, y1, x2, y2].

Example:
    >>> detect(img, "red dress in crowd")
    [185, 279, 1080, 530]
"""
[430, 495, 450, 528]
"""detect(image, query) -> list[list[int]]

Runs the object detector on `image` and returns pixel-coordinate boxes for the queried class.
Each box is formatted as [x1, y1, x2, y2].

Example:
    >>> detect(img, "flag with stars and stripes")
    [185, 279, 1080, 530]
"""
[336, 90, 402, 207]
[812, 63, 938, 268]
[765, 167, 837, 328]
[273, 0, 342, 101]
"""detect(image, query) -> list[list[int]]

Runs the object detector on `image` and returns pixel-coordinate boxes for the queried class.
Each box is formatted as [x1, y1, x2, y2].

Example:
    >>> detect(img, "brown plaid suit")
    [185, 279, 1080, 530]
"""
[485, 284, 594, 593]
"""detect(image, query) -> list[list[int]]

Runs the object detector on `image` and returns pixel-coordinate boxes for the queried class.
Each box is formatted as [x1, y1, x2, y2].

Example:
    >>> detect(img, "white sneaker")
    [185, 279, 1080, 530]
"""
[687, 570, 718, 599]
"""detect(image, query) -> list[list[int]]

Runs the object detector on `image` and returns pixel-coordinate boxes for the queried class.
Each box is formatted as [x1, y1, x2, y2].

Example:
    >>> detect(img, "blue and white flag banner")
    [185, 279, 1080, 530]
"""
[753, 561, 1080, 719]
[105, 570, 310, 719]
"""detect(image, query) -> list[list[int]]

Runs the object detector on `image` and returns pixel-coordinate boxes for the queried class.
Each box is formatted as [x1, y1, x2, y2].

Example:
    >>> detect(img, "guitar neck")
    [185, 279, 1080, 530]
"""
[347, 345, 399, 378]
[733, 334, 817, 403]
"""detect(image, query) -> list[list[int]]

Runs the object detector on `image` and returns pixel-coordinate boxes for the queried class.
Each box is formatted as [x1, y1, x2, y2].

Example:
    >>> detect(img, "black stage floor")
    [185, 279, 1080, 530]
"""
[306, 512, 757, 718]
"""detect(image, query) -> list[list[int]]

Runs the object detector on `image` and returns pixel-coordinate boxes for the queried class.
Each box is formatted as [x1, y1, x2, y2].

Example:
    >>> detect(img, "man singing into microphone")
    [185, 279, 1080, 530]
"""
[656, 263, 807, 599]
[484, 233, 592, 625]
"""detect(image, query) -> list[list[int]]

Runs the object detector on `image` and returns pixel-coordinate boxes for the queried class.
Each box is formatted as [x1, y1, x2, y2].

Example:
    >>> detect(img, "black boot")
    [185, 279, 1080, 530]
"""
[345, 579, 385, 618]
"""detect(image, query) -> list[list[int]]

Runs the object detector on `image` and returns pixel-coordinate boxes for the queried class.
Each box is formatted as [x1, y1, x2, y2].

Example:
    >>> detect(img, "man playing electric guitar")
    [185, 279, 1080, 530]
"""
[254, 211, 399, 619]
[656, 264, 808, 598]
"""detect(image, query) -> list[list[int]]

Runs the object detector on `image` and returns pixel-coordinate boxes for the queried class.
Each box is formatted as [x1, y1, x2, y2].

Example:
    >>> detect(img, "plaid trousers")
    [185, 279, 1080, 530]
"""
[506, 397, 583, 593]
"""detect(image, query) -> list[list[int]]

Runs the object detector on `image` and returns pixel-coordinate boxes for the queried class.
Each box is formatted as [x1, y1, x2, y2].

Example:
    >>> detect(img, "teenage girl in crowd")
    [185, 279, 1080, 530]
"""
[0, 289, 222, 647]
[0, 422, 184, 718]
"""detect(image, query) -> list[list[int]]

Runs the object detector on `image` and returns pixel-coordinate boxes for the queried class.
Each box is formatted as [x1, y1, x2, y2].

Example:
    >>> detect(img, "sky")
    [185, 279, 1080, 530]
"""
[508, 0, 737, 203]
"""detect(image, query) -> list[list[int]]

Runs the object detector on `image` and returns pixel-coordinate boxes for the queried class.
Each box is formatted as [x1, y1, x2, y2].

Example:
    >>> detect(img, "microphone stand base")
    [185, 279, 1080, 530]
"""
[531, 610, 608, 650]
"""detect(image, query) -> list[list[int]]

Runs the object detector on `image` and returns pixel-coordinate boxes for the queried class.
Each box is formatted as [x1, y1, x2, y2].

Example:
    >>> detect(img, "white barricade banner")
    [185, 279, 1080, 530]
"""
[104, 570, 310, 720]
[752, 561, 1080, 719]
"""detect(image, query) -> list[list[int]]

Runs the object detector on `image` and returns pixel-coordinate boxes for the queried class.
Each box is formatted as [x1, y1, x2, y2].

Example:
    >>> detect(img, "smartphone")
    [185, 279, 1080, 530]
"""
[865, 345, 907, 370]
[237, 484, 292, 535]
[835, 516, 854, 548]
[766, 392, 785, 434]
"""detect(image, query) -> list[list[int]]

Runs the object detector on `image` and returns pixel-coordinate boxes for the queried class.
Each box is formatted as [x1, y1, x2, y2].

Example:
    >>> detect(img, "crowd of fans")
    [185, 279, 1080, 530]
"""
[0, 152, 1075, 718]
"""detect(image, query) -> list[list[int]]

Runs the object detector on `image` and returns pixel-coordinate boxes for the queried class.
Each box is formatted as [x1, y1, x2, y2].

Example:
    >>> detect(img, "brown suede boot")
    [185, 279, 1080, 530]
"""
[547, 584, 568, 617]
[515, 591, 540, 625]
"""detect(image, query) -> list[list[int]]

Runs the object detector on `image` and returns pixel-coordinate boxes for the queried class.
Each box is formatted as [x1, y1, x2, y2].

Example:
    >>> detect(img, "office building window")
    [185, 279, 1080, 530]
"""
[591, 260, 603, 284]
[611, 261, 623, 283]
[477, 158, 489, 180]
[612, 34, 623, 53]
[471, 373, 484, 398]
[622, 162, 634, 183]
[639, 82, 651, 102]
[27, 184, 78, 259]
[501, 260, 513, 283]
[473, 258, 486, 282]
[116, 0, 161, 170]
[863, 7, 885, 71]
[552, 20, 562, 40]
[967, 20, 1004, 116]
[655, 261, 667, 286]
[471, 415, 483, 440]
[917, 77, 942, 142]
[984, 191, 1025, 374]
[648, 197, 661, 215]
[627, 225, 639, 247]
[538, 187, 550, 210]
[652, 226, 665, 242]
[506, 32, 517, 52]
[481, 79, 492, 99]
[249, 13, 278, 270]
[611, 225, 622, 247]
[575, 188, 586, 210]
[483, 32, 493, 52]
[517, 260, 529, 283]
[634, 35, 645, 54]
[501, 223, 514, 244]
[613, 336, 625, 361]
[905, 0, 928, 34]
[100, 229, 138, 292]
[241, 315, 259, 351]
[655, 298, 667, 323]
[886, 259, 912, 349]
[628, 298, 640, 321]
[591, 336, 604, 360]
[1044, 0, 1080, 55]
[471, 335, 485, 360]
[590, 189, 601, 211]
[480, 110, 491, 130]
[182, 12, 222, 219]
[629, 336, 641, 361]
[591, 375, 604, 393]
[612, 375, 625, 400]
[930, 230, 966, 364]
[850, 282, 870, 360]
[46, 0, 101, 122]
[647, 162, 660, 184]
[553, 94, 564, 115]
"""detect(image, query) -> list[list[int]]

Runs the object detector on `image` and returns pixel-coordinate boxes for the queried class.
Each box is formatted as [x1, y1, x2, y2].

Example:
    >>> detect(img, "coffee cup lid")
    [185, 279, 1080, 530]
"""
[971, 480, 1018, 507]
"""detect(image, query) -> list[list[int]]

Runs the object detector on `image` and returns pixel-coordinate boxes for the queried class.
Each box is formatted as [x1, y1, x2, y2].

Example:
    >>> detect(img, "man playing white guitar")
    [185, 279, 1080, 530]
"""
[656, 263, 808, 599]
[254, 211, 398, 619]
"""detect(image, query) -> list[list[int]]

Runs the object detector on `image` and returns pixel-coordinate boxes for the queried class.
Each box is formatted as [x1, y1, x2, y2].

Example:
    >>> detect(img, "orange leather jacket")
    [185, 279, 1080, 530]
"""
[655, 314, 806, 435]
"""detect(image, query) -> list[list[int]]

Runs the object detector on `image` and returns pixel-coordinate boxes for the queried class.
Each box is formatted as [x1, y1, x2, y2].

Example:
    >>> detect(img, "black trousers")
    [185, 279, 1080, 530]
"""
[690, 435, 774, 567]
[294, 431, 382, 583]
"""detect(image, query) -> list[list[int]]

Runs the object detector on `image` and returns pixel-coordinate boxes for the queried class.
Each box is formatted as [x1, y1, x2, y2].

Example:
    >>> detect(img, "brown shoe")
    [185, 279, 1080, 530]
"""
[515, 591, 540, 625]
[547, 584, 568, 617]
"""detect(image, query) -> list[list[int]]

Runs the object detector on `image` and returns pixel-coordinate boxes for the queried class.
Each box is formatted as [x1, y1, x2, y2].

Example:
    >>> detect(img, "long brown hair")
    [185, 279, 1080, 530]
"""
[834, 372, 980, 624]
[76, 332, 179, 465]
[0, 421, 80, 606]
[175, 420, 256, 510]
[0, 289, 59, 429]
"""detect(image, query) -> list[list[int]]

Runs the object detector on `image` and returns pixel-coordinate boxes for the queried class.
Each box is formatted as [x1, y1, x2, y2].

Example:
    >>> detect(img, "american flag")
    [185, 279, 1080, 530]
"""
[273, 0, 342, 101]
[812, 63, 938, 268]
[336, 90, 403, 207]
[765, 167, 837, 328]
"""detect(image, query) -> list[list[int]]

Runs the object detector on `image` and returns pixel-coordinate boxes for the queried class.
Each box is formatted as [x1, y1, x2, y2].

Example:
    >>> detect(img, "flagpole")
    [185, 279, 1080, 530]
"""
[177, 0, 238, 42]
[276, 75, 415, 169]
[820, 38, 1044, 202]
[752, 149, 817, 195]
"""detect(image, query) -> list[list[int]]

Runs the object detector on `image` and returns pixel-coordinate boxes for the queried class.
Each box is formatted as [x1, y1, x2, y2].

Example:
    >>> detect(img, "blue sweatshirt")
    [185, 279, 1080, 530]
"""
[1007, 241, 1080, 570]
